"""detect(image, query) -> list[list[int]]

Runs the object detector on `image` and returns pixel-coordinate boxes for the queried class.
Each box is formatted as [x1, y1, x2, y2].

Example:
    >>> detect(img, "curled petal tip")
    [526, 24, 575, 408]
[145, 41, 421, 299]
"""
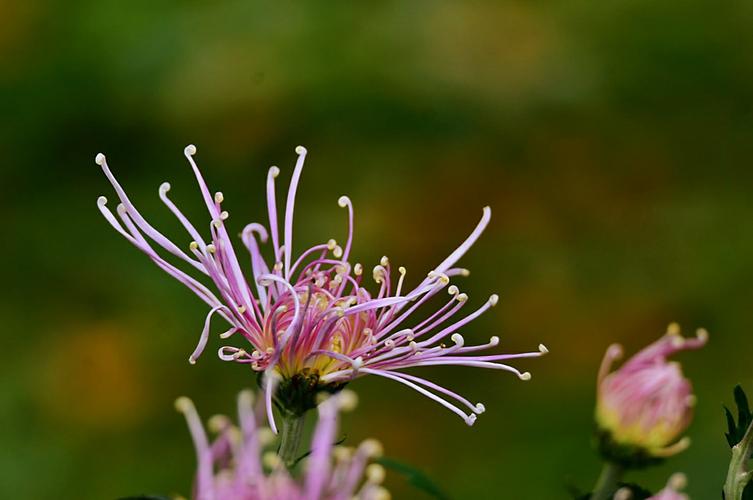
[366, 464, 386, 483]
[95, 153, 106, 165]
[668, 472, 688, 490]
[519, 371, 532, 381]
[696, 327, 709, 342]
[174, 396, 194, 413]
[184, 144, 197, 156]
[97, 195, 108, 206]
[539, 344, 549, 354]
[338, 389, 359, 411]
[465, 413, 478, 426]
[361, 438, 383, 457]
[159, 182, 171, 194]
[338, 195, 350, 207]
[488, 294, 499, 306]
[654, 437, 691, 457]
[295, 145, 307, 155]
[607, 343, 624, 359]
[238, 389, 254, 406]
[613, 488, 632, 500]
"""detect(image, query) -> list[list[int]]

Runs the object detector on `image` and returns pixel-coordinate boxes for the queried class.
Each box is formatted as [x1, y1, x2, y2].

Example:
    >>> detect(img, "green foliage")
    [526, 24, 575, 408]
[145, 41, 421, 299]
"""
[377, 457, 449, 500]
[723, 385, 753, 499]
[725, 385, 753, 449]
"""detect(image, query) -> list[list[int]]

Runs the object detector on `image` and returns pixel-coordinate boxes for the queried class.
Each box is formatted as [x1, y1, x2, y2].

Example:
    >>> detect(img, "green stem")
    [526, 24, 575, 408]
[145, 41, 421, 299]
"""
[278, 411, 307, 469]
[724, 419, 753, 500]
[591, 462, 624, 500]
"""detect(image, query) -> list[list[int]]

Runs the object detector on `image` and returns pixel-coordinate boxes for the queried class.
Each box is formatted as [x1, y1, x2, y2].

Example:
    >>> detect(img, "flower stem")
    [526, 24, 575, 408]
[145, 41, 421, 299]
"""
[278, 411, 307, 469]
[591, 462, 624, 500]
[724, 418, 753, 500]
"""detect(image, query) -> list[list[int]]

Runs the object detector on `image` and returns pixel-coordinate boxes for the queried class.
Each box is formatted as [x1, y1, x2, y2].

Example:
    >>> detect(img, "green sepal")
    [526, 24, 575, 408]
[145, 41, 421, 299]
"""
[256, 369, 347, 417]
[594, 428, 665, 470]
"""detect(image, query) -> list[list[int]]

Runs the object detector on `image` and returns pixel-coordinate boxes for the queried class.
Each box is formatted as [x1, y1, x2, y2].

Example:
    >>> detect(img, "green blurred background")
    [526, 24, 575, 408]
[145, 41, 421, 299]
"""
[2, 0, 753, 498]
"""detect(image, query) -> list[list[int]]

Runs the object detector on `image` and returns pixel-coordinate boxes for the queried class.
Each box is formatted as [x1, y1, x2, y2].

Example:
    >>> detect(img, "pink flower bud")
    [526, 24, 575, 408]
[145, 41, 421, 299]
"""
[648, 473, 689, 500]
[596, 323, 707, 458]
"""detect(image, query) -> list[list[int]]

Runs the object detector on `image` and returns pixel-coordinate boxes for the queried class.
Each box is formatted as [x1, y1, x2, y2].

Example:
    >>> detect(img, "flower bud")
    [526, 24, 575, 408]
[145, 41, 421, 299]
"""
[648, 473, 689, 500]
[595, 324, 706, 466]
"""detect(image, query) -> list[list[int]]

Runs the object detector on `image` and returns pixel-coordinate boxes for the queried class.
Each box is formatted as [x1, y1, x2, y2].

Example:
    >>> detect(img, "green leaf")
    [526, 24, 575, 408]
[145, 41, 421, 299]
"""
[377, 456, 450, 500]
[725, 385, 753, 449]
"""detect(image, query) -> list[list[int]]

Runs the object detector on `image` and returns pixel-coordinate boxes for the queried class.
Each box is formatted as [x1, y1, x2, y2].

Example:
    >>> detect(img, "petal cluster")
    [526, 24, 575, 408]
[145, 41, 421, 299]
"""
[96, 146, 545, 428]
[596, 323, 707, 457]
[176, 390, 387, 500]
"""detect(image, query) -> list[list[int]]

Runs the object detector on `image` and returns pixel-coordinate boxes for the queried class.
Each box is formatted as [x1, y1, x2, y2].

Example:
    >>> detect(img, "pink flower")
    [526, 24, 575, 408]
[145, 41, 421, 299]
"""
[176, 390, 388, 500]
[596, 323, 707, 458]
[96, 145, 546, 430]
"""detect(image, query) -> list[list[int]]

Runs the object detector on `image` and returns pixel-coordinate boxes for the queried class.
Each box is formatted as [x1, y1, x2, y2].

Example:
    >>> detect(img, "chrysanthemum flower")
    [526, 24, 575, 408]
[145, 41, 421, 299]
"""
[596, 323, 707, 463]
[95, 145, 545, 430]
[175, 390, 388, 500]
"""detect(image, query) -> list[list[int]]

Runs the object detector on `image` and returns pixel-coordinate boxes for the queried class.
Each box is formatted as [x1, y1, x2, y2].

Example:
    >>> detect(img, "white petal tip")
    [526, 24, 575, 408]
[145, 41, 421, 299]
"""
[97, 196, 108, 206]
[238, 389, 254, 406]
[668, 472, 688, 491]
[465, 414, 478, 426]
[475, 403, 486, 414]
[269, 166, 280, 178]
[95, 153, 106, 165]
[519, 372, 532, 381]
[338, 389, 359, 411]
[696, 328, 709, 342]
[188, 357, 197, 365]
[184, 144, 197, 156]
[351, 356, 364, 370]
[295, 145, 307, 155]
[159, 182, 171, 194]
[489, 294, 499, 306]
[338, 195, 350, 207]
[539, 344, 549, 354]
[174, 396, 193, 412]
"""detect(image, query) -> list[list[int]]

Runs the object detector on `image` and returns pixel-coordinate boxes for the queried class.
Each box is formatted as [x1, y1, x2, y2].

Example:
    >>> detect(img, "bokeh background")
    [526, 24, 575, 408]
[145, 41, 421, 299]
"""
[3, 1, 753, 498]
